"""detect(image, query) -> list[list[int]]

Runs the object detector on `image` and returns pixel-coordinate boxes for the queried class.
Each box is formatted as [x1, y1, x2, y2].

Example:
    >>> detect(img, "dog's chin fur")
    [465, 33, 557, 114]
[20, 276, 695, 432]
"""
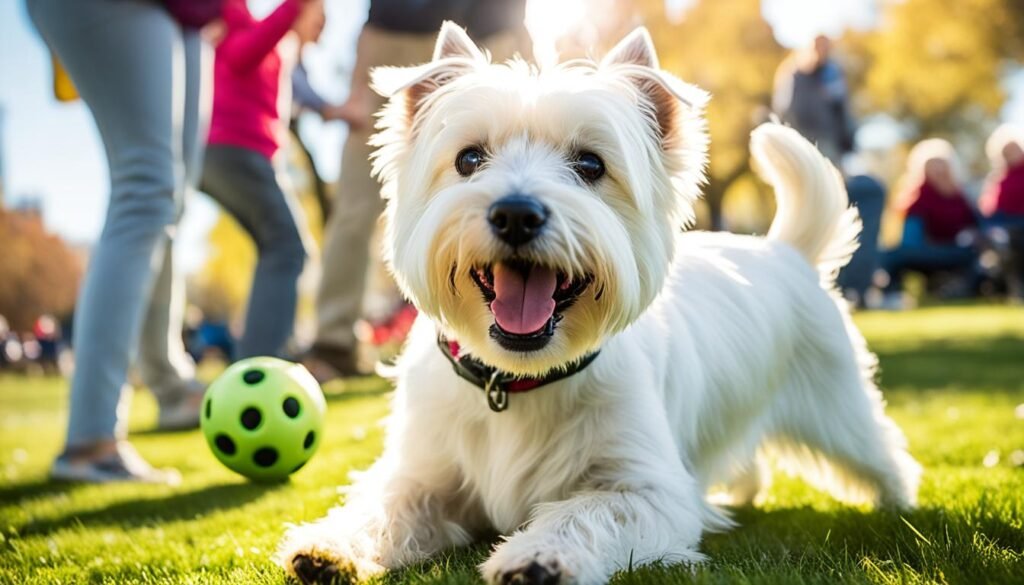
[278, 23, 921, 585]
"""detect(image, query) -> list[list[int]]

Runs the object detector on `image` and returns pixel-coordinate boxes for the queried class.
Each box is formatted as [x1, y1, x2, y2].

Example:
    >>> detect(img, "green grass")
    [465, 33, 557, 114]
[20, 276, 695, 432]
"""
[2, 304, 1023, 584]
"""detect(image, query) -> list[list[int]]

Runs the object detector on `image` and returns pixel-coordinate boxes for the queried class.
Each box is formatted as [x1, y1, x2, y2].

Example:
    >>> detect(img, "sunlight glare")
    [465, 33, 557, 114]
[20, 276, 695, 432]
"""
[526, 0, 588, 67]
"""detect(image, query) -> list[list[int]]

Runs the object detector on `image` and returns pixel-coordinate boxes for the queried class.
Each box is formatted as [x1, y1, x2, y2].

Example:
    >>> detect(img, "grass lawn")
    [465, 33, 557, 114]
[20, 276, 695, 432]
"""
[1, 304, 1023, 584]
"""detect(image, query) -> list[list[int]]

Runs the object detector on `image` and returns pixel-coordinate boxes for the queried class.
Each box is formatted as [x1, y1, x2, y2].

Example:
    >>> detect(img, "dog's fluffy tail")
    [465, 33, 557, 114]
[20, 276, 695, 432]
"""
[751, 123, 861, 281]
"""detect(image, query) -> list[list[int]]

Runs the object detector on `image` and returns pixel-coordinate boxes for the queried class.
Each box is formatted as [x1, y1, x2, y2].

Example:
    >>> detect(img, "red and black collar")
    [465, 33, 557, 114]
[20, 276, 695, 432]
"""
[437, 335, 601, 412]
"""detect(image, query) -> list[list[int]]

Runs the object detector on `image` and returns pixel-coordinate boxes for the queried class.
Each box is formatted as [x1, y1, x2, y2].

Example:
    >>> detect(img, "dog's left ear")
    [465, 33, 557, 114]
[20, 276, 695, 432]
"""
[601, 28, 708, 145]
[602, 27, 661, 70]
[431, 20, 486, 61]
[371, 22, 486, 130]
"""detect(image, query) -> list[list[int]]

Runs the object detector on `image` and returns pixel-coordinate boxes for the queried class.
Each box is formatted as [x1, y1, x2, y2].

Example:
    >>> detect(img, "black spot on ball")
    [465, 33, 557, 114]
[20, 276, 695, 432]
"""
[215, 434, 236, 455]
[205, 398, 211, 419]
[253, 447, 278, 467]
[303, 430, 315, 449]
[282, 397, 300, 418]
[242, 369, 265, 385]
[240, 407, 262, 430]
[291, 460, 307, 473]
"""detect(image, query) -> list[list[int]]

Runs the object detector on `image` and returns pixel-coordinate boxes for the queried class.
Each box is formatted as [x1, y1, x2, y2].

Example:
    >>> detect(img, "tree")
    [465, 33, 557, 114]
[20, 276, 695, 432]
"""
[844, 0, 1024, 172]
[556, 0, 786, 229]
[645, 0, 785, 228]
[0, 208, 82, 331]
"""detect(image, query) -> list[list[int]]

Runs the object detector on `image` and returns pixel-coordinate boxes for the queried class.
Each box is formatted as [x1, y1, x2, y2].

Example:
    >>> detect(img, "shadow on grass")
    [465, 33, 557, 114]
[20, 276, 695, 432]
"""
[720, 503, 1024, 551]
[320, 373, 393, 400]
[14, 481, 285, 536]
[0, 479, 84, 508]
[374, 544, 493, 585]
[359, 505, 1024, 585]
[874, 335, 1024, 392]
[322, 386, 393, 404]
[687, 504, 1024, 584]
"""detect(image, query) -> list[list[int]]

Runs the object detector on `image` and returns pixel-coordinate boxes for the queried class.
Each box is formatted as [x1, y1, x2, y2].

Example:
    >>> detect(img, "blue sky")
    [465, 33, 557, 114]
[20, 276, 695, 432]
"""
[1, 0, 1022, 264]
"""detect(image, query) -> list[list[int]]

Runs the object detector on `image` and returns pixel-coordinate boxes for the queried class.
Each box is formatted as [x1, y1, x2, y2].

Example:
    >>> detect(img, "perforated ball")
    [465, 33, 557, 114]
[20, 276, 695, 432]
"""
[201, 357, 325, 481]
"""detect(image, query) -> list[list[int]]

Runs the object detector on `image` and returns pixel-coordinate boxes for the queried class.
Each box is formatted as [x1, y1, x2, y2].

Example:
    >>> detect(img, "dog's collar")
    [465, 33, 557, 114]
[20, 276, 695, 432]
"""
[436, 335, 600, 413]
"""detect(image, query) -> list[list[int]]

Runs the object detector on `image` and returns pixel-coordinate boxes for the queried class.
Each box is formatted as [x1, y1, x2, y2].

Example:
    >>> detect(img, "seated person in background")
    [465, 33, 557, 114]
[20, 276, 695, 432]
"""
[880, 139, 980, 307]
[837, 174, 886, 307]
[980, 124, 1024, 297]
[981, 124, 1024, 225]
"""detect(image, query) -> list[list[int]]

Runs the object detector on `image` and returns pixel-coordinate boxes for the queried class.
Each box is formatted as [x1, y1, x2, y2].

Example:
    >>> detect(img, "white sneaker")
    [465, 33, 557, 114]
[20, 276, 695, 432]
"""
[156, 380, 206, 431]
[51, 442, 181, 485]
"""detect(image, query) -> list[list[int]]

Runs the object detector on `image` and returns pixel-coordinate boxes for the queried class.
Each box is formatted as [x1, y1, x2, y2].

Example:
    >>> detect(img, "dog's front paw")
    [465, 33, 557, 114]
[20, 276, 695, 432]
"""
[483, 542, 589, 585]
[493, 559, 564, 585]
[291, 553, 354, 585]
[276, 522, 384, 584]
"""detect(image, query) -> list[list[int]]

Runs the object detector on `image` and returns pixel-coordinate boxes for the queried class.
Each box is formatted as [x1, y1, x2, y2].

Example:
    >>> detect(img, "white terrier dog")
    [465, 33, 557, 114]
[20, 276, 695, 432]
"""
[278, 23, 921, 585]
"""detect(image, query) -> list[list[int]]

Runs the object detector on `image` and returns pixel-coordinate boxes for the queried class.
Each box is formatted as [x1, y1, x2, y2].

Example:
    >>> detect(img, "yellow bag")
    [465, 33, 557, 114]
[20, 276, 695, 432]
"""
[52, 52, 78, 102]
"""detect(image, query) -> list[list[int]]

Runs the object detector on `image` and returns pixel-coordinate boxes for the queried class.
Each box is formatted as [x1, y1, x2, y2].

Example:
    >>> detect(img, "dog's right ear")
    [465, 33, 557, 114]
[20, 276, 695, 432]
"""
[371, 22, 485, 130]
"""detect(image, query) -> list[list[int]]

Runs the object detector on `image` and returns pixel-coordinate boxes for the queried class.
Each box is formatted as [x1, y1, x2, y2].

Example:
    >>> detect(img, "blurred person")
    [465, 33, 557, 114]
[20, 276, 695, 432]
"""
[33, 315, 63, 374]
[19, 334, 43, 373]
[28, 0, 221, 483]
[980, 124, 1024, 297]
[303, 0, 532, 382]
[184, 305, 236, 363]
[0, 315, 23, 371]
[289, 58, 351, 221]
[836, 174, 886, 307]
[199, 0, 327, 359]
[879, 139, 980, 308]
[980, 124, 1024, 225]
[193, 319, 237, 362]
[773, 35, 855, 166]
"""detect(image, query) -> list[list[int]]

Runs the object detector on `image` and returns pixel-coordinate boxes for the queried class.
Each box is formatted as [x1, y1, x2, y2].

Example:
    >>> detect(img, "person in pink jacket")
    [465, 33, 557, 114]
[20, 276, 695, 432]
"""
[200, 0, 331, 359]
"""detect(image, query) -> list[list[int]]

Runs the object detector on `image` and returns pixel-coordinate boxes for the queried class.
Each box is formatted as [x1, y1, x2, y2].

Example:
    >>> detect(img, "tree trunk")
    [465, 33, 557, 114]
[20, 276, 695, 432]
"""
[704, 163, 750, 231]
[706, 189, 726, 231]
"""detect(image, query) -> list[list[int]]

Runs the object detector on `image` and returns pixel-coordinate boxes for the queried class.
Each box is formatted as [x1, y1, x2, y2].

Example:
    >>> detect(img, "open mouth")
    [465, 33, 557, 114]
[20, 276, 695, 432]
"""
[470, 260, 592, 352]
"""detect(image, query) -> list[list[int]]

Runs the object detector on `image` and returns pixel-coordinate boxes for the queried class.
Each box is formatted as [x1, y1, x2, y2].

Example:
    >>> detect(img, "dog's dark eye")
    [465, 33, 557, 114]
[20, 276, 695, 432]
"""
[455, 147, 485, 177]
[573, 152, 605, 183]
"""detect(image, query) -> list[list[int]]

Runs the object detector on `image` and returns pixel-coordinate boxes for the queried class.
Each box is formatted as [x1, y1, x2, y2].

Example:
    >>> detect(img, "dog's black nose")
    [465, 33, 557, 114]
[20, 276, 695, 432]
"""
[488, 195, 548, 247]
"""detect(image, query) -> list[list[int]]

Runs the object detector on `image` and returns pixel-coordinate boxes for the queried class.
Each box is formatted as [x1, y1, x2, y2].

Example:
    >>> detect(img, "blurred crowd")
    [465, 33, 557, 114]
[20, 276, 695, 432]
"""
[774, 35, 1024, 310]
[0, 314, 68, 375]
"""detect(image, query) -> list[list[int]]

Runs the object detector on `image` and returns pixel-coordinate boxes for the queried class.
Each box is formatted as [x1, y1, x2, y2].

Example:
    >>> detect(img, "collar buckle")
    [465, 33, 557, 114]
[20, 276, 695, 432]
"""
[485, 371, 509, 412]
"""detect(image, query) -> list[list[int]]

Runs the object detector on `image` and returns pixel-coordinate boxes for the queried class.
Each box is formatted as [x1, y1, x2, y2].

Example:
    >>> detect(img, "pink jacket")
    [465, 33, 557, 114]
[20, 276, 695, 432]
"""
[207, 0, 300, 159]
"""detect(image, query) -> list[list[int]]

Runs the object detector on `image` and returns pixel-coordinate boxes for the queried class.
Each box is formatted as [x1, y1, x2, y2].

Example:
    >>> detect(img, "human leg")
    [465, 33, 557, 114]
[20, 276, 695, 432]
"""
[30, 0, 186, 447]
[200, 146, 310, 359]
[29, 0, 192, 482]
[308, 127, 383, 370]
[137, 29, 210, 429]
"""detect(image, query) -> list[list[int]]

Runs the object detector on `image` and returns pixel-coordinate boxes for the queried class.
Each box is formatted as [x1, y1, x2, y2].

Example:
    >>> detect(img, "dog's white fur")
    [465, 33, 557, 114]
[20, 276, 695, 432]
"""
[278, 24, 921, 585]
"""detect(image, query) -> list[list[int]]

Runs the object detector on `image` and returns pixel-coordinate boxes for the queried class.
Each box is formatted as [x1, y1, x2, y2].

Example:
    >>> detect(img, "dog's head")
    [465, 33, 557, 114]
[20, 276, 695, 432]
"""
[371, 23, 708, 376]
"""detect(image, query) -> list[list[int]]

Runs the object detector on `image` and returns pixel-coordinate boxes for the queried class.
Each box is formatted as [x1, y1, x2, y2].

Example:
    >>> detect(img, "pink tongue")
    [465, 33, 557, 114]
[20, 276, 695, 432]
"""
[490, 263, 557, 335]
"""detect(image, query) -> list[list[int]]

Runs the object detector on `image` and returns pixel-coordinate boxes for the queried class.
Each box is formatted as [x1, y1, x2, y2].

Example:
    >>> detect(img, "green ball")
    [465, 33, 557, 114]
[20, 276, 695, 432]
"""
[200, 357, 326, 481]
